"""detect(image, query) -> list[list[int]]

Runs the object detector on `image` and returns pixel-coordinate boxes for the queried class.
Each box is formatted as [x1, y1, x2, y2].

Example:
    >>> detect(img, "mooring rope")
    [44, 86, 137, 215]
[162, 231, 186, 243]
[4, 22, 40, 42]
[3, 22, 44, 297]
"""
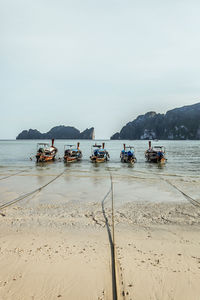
[101, 172, 118, 300]
[0, 171, 65, 210]
[162, 178, 200, 208]
[0, 167, 34, 181]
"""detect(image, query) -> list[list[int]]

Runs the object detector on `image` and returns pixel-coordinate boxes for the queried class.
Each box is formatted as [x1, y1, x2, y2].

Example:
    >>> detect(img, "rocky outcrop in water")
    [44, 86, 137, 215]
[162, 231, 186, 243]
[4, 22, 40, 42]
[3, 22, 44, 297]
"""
[79, 128, 95, 139]
[111, 103, 200, 140]
[16, 126, 95, 140]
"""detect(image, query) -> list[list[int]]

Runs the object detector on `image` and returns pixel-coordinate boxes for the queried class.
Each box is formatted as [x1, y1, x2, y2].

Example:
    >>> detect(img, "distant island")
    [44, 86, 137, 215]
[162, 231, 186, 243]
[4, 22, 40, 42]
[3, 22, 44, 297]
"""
[16, 126, 95, 140]
[111, 102, 200, 140]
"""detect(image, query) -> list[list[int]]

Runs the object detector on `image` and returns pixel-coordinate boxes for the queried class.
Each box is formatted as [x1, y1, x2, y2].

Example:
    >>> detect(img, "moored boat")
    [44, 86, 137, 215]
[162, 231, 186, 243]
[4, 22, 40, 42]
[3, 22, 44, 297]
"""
[64, 143, 82, 163]
[120, 144, 136, 164]
[145, 141, 166, 163]
[90, 143, 110, 163]
[36, 139, 57, 163]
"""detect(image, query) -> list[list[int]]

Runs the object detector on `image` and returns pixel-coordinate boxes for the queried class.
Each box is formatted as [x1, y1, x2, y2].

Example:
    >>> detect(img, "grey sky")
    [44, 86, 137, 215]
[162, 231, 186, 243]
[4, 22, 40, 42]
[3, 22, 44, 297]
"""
[1, 0, 200, 139]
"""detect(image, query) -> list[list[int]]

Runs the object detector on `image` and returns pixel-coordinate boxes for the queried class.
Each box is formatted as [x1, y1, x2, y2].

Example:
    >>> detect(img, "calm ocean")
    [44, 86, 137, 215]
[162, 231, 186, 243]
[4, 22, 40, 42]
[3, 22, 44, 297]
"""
[0, 140, 200, 178]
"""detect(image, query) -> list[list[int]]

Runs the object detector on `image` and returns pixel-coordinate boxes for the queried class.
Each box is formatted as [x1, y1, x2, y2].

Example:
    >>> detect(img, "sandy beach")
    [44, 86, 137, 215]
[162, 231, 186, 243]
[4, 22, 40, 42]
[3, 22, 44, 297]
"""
[0, 169, 200, 299]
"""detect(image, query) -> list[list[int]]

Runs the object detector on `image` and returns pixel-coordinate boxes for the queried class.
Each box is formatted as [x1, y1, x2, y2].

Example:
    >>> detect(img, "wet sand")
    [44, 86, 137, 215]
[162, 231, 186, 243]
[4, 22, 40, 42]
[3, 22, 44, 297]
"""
[0, 169, 200, 299]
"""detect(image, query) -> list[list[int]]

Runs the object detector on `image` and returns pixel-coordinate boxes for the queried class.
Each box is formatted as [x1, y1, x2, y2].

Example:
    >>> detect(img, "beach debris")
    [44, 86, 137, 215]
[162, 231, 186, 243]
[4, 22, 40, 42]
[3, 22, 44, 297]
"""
[128, 283, 133, 287]
[156, 259, 160, 264]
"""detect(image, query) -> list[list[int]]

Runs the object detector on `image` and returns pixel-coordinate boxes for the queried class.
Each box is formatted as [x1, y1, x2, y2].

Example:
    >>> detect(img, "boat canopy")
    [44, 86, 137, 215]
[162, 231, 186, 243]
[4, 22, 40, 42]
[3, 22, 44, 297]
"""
[94, 148, 106, 151]
[125, 146, 134, 149]
[37, 143, 50, 149]
[121, 149, 134, 153]
[150, 146, 165, 154]
[153, 146, 164, 149]
[152, 146, 165, 151]
[64, 145, 77, 150]
[93, 148, 106, 154]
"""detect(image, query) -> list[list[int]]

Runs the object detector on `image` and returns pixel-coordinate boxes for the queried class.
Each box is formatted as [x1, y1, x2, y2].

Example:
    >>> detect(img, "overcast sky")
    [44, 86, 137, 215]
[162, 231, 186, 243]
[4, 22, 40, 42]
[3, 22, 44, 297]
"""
[1, 0, 200, 139]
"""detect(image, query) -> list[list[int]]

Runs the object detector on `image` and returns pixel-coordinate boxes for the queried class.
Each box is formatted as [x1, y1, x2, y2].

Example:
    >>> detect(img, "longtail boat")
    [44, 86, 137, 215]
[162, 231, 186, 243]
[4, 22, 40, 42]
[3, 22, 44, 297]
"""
[145, 141, 166, 163]
[64, 142, 82, 163]
[120, 144, 137, 164]
[36, 139, 57, 163]
[90, 143, 110, 163]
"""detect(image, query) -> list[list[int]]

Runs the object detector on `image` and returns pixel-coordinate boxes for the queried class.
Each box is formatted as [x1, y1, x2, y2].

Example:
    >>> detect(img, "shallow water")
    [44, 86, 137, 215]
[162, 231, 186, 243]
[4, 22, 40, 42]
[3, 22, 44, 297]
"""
[0, 139, 200, 177]
[0, 140, 200, 208]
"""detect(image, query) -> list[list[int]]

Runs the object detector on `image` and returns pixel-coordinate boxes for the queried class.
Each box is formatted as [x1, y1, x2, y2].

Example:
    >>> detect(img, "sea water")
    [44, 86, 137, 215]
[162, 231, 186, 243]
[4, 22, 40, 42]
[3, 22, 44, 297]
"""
[0, 140, 200, 206]
[0, 139, 199, 177]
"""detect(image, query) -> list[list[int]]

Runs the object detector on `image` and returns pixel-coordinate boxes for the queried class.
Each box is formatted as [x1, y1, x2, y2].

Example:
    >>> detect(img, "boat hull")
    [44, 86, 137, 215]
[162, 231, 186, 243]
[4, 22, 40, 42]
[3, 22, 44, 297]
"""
[64, 156, 81, 163]
[36, 154, 56, 163]
[90, 156, 107, 163]
[145, 152, 166, 163]
[121, 157, 136, 164]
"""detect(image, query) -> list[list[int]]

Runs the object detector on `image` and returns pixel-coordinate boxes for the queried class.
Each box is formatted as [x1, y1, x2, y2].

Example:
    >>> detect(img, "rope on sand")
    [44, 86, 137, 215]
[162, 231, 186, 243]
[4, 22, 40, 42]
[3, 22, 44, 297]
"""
[163, 178, 200, 208]
[0, 168, 34, 181]
[101, 173, 119, 300]
[0, 171, 65, 210]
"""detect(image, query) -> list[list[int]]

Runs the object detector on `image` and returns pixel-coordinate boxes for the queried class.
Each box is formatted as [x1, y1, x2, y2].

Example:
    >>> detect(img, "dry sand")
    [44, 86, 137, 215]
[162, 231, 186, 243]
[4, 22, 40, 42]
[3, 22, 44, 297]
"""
[0, 229, 112, 300]
[0, 171, 200, 299]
